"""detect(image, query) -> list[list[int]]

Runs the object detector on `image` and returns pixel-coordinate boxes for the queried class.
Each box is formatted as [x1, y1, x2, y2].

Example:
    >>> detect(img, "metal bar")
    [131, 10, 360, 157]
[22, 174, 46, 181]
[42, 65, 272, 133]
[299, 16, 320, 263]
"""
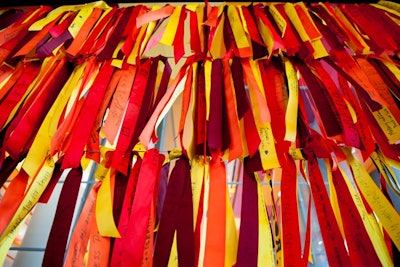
[9, 247, 45, 252]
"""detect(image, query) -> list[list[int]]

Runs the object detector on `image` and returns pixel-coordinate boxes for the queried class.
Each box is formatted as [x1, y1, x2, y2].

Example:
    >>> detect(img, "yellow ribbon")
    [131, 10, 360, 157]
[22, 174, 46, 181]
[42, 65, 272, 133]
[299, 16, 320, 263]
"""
[227, 6, 251, 50]
[324, 159, 345, 237]
[95, 168, 121, 238]
[284, 59, 299, 142]
[159, 6, 182, 46]
[255, 173, 275, 266]
[337, 162, 394, 267]
[372, 106, 400, 144]
[344, 148, 400, 251]
[225, 187, 238, 267]
[29, 1, 110, 31]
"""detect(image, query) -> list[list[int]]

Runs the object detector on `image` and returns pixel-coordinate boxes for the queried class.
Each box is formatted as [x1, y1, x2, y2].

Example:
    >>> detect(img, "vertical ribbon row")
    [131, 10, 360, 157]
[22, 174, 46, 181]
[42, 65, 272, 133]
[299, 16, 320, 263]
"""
[0, 1, 399, 267]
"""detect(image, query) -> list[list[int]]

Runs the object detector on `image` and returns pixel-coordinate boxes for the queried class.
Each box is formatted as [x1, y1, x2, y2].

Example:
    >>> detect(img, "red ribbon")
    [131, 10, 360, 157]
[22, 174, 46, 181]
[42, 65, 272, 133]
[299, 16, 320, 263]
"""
[61, 60, 115, 169]
[110, 157, 142, 267]
[121, 149, 164, 267]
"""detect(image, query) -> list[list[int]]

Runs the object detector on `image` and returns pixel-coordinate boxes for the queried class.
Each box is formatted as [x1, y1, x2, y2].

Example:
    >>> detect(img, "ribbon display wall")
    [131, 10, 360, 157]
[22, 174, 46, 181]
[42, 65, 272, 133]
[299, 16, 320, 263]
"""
[0, 1, 400, 266]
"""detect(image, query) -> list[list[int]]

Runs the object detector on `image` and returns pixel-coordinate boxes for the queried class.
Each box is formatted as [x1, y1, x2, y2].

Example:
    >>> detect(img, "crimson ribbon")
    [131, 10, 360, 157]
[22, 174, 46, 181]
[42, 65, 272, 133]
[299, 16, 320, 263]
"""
[0, 155, 21, 188]
[207, 59, 225, 151]
[109, 170, 130, 260]
[38, 163, 63, 203]
[99, 7, 133, 60]
[131, 58, 160, 149]
[0, 9, 24, 29]
[295, 59, 343, 138]
[155, 162, 170, 228]
[42, 166, 83, 267]
[176, 158, 194, 267]
[194, 62, 207, 155]
[153, 157, 194, 267]
[148, 59, 171, 117]
[236, 170, 258, 267]
[112, 59, 151, 174]
[309, 60, 361, 148]
[230, 58, 249, 119]
[112, 170, 130, 230]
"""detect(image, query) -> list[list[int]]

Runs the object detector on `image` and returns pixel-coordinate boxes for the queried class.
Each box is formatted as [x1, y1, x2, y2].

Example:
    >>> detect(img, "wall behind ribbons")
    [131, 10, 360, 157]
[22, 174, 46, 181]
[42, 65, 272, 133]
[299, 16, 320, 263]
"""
[0, 1, 400, 266]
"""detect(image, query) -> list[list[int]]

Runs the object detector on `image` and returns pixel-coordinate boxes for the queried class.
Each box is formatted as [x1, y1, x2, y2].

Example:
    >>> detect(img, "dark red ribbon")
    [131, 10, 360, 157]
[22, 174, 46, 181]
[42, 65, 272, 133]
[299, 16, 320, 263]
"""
[236, 170, 258, 267]
[42, 166, 83, 267]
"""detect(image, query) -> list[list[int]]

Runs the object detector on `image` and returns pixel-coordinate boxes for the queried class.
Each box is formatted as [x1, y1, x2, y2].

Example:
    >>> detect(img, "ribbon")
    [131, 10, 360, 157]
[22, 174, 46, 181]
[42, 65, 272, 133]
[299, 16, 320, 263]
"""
[66, 8, 103, 57]
[22, 60, 87, 177]
[207, 60, 225, 151]
[259, 59, 289, 164]
[110, 156, 142, 267]
[296, 59, 342, 138]
[331, 161, 382, 267]
[64, 182, 101, 267]
[0, 62, 41, 129]
[310, 60, 361, 148]
[222, 59, 242, 161]
[154, 157, 194, 267]
[0, 169, 29, 235]
[236, 170, 258, 267]
[0, 3, 399, 267]
[344, 148, 400, 251]
[86, 68, 122, 163]
[306, 154, 351, 266]
[42, 166, 83, 267]
[0, 156, 55, 243]
[283, 58, 299, 142]
[5, 55, 70, 160]
[112, 59, 151, 174]
[337, 162, 394, 266]
[121, 148, 164, 266]
[61, 60, 114, 169]
[254, 172, 275, 266]
[102, 66, 136, 145]
[98, 7, 133, 60]
[94, 167, 120, 238]
[78, 8, 117, 57]
[281, 156, 303, 267]
[190, 156, 206, 266]
[203, 154, 226, 267]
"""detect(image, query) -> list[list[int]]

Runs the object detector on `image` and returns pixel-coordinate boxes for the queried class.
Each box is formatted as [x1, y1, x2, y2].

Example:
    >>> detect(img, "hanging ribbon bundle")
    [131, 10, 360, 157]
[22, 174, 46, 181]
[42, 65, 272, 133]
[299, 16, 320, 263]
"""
[0, 1, 399, 266]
